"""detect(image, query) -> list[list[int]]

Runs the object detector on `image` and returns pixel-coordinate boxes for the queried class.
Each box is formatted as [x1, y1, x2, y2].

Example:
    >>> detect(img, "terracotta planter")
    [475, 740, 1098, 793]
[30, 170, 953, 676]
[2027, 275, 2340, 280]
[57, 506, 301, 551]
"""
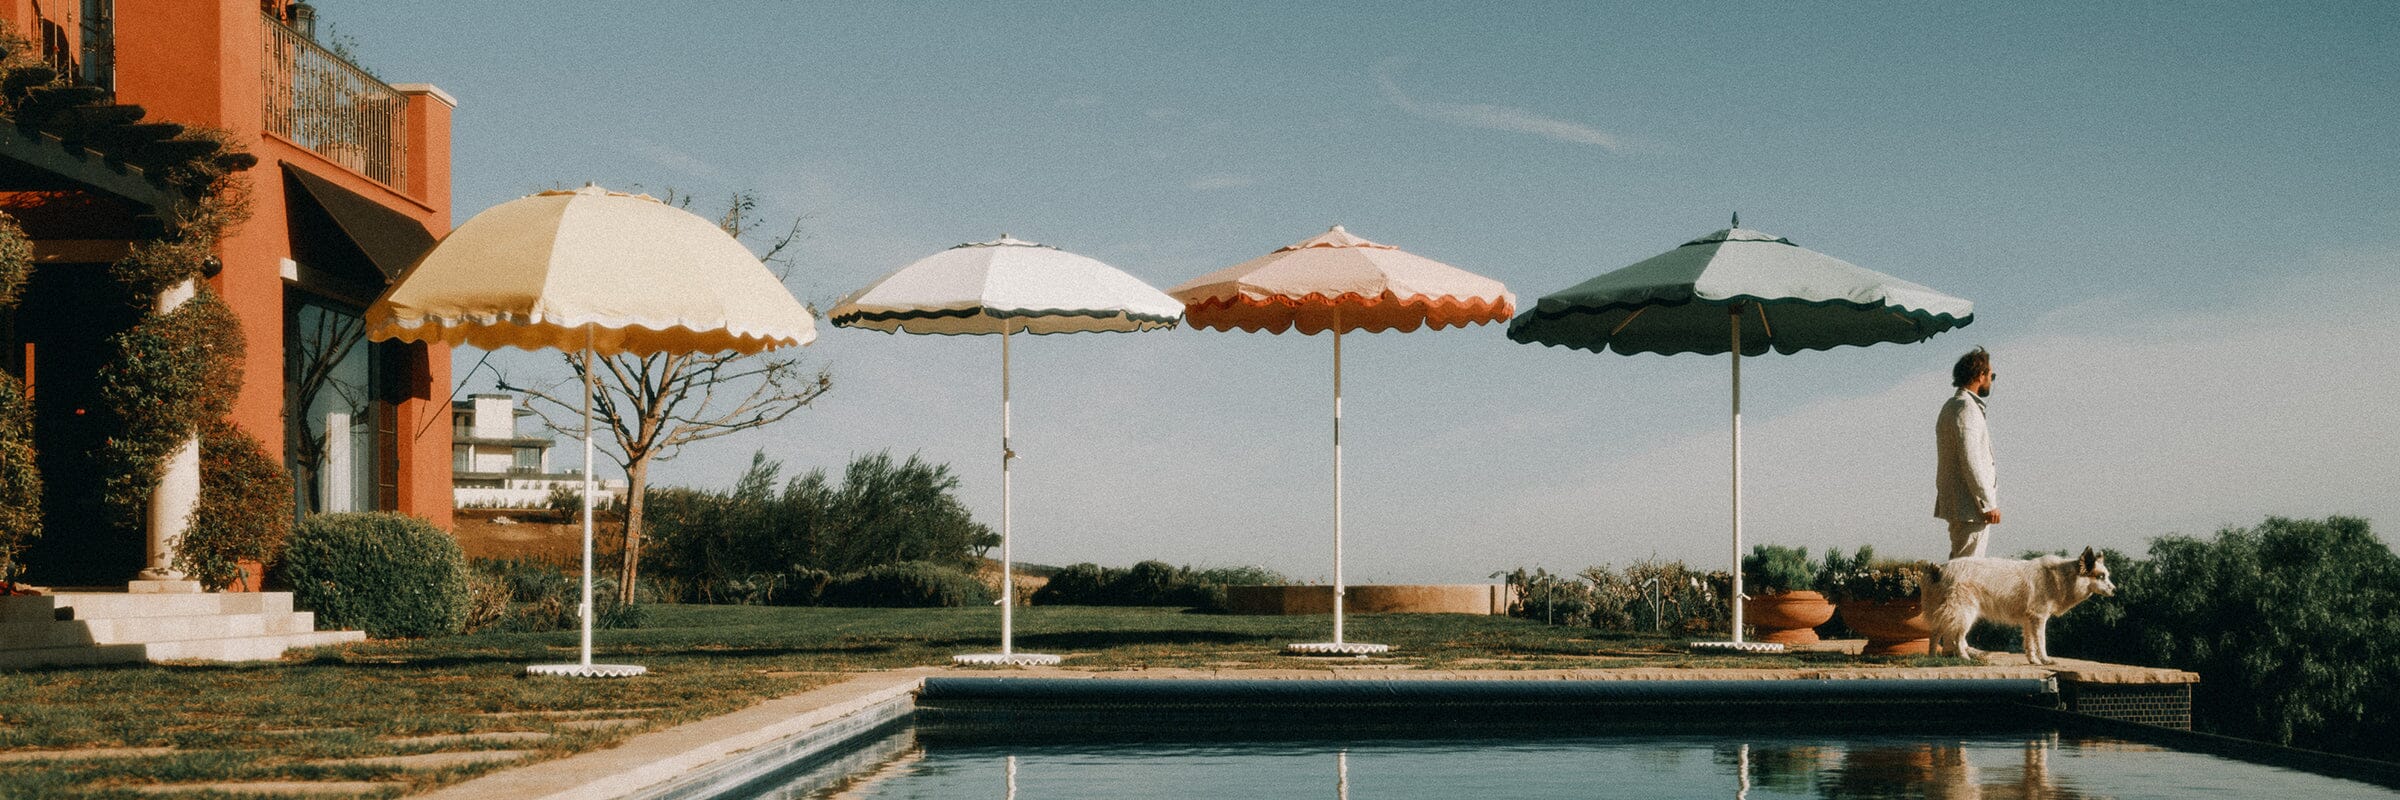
[226, 559, 266, 593]
[1745, 590, 1836, 644]
[1838, 598, 1930, 655]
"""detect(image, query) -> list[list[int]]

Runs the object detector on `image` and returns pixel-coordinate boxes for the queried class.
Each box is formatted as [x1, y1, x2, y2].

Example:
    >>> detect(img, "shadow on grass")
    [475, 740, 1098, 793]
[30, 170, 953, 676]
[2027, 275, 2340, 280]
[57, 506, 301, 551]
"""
[1011, 629, 1282, 649]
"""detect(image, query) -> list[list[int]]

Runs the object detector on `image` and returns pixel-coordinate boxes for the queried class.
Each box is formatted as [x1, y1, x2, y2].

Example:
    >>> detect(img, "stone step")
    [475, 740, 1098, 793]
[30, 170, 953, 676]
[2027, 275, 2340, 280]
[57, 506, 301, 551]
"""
[52, 592, 293, 619]
[0, 642, 151, 669]
[1, 611, 326, 649]
[0, 595, 69, 624]
[141, 630, 364, 662]
[0, 592, 363, 668]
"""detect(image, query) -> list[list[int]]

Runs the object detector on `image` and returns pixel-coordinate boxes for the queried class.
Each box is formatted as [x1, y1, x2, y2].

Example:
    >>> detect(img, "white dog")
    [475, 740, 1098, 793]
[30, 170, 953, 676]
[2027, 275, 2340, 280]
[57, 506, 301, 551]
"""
[1924, 548, 2116, 665]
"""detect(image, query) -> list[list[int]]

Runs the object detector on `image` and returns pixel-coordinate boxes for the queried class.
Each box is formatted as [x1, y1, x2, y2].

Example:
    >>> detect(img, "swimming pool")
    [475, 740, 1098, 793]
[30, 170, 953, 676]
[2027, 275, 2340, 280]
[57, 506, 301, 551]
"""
[674, 678, 2400, 800]
[723, 725, 2398, 799]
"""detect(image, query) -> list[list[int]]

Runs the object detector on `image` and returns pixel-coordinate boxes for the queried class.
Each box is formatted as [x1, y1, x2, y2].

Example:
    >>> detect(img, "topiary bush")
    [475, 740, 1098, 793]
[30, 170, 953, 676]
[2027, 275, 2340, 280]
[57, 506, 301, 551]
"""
[174, 420, 291, 590]
[284, 512, 470, 638]
[821, 561, 992, 608]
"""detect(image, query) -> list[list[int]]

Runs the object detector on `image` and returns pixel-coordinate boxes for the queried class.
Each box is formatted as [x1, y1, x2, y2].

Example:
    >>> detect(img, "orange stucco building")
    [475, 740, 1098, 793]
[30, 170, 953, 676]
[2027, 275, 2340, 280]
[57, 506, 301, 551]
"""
[0, 0, 454, 584]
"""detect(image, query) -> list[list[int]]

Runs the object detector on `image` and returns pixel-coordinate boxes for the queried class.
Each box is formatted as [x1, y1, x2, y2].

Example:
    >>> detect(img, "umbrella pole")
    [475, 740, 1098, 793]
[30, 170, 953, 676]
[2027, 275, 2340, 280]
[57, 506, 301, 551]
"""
[1729, 309, 1745, 644]
[1332, 319, 1345, 645]
[580, 333, 597, 666]
[1000, 323, 1015, 656]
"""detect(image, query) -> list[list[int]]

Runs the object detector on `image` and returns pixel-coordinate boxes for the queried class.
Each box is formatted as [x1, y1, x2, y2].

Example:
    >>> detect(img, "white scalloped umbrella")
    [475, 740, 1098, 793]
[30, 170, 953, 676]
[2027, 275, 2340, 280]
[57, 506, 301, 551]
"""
[831, 234, 1180, 665]
[1508, 218, 1972, 652]
[1169, 225, 1514, 655]
[368, 185, 818, 677]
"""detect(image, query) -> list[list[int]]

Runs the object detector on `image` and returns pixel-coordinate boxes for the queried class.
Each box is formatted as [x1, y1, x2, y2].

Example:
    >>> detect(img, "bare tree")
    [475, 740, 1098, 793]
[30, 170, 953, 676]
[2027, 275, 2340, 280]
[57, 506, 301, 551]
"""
[507, 191, 830, 604]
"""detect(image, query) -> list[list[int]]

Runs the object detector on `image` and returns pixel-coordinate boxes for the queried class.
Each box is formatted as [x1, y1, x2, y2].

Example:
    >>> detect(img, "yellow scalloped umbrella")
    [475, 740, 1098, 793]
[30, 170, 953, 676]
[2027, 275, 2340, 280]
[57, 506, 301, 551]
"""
[1169, 225, 1513, 655]
[366, 185, 818, 677]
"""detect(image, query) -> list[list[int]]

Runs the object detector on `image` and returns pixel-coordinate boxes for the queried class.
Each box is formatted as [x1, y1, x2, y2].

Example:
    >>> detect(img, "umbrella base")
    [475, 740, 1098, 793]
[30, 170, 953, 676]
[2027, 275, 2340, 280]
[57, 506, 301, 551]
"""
[525, 663, 648, 678]
[1687, 640, 1786, 654]
[953, 652, 1062, 666]
[1286, 642, 1391, 656]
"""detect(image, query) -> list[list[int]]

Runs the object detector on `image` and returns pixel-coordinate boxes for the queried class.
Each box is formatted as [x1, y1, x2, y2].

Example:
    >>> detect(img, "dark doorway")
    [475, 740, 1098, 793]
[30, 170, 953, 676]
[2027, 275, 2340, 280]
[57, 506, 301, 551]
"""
[10, 262, 142, 586]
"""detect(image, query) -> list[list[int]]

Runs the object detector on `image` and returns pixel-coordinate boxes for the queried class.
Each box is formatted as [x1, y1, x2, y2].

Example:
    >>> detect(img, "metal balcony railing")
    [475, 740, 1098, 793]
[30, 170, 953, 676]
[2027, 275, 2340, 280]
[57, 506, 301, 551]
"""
[260, 12, 406, 187]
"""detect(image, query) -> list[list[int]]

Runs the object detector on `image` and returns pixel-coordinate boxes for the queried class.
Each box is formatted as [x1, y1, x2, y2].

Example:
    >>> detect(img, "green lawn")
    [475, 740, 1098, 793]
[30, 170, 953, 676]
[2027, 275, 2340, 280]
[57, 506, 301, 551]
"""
[0, 605, 1940, 798]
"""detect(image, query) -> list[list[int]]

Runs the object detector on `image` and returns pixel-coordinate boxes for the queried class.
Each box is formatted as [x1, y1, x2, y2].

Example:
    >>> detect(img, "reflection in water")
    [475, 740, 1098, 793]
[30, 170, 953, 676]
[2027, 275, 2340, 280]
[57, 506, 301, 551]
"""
[1739, 742, 1767, 800]
[1811, 738, 2089, 800]
[785, 731, 2383, 799]
[1703, 738, 2095, 800]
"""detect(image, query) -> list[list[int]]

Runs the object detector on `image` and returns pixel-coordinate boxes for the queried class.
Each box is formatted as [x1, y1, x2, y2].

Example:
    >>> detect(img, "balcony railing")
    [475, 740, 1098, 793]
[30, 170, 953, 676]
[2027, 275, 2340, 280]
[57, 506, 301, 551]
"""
[260, 12, 406, 187]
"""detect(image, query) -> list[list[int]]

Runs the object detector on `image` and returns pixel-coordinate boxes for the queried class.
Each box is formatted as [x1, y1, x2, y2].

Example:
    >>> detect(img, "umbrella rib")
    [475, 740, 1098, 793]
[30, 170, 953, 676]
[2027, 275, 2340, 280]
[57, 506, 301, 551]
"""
[1608, 306, 1648, 337]
[1754, 303, 1774, 341]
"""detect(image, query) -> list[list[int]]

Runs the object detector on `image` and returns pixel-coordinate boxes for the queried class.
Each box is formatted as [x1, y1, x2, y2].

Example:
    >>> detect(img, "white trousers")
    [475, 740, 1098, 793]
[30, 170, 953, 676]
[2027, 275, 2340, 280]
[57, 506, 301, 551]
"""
[1947, 519, 1991, 559]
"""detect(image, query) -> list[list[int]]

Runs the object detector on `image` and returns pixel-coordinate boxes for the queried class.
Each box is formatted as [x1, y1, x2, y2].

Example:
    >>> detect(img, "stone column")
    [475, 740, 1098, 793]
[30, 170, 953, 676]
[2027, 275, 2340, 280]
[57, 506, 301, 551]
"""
[132, 277, 201, 594]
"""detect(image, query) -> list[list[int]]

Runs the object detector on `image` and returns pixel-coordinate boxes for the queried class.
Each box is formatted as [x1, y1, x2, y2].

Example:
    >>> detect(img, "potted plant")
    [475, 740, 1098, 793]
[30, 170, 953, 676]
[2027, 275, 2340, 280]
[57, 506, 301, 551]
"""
[1741, 545, 1835, 645]
[1822, 546, 1934, 655]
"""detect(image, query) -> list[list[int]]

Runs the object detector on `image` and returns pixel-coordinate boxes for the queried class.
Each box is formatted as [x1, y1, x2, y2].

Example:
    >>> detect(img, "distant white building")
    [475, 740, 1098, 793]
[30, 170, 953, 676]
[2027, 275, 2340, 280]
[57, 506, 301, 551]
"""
[451, 393, 627, 508]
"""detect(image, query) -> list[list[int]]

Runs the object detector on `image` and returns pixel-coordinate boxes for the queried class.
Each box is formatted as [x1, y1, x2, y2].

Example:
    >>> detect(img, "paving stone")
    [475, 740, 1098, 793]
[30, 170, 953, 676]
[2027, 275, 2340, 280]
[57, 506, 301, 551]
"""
[554, 718, 645, 731]
[476, 707, 660, 719]
[382, 731, 553, 747]
[0, 746, 176, 763]
[315, 749, 536, 769]
[130, 781, 406, 796]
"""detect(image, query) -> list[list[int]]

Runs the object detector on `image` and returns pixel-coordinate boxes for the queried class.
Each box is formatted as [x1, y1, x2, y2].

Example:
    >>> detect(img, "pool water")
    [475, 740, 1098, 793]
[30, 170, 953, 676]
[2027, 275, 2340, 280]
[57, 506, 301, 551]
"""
[745, 726, 2399, 799]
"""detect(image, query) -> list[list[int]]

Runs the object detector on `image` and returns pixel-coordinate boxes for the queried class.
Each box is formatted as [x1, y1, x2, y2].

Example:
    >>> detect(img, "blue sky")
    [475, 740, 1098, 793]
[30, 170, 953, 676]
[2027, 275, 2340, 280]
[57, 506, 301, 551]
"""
[334, 2, 2399, 582]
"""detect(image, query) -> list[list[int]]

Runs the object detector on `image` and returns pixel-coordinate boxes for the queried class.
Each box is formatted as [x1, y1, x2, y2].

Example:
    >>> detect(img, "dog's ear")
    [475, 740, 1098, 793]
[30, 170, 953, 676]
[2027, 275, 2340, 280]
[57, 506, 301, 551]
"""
[2080, 547, 2098, 571]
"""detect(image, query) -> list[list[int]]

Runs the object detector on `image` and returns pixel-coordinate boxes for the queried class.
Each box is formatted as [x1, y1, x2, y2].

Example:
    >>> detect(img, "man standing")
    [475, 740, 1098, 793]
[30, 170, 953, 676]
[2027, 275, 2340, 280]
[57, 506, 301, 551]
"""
[1935, 347, 1999, 558]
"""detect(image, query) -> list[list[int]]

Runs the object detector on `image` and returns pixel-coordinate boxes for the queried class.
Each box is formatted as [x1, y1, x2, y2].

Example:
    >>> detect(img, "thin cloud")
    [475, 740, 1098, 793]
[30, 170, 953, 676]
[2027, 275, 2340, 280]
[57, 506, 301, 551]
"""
[1374, 58, 1623, 151]
[629, 138, 728, 181]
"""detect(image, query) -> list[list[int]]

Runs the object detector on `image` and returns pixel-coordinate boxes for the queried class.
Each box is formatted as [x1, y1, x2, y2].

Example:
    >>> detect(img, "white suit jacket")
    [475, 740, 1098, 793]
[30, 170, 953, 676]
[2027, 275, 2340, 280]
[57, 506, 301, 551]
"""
[1934, 388, 1998, 522]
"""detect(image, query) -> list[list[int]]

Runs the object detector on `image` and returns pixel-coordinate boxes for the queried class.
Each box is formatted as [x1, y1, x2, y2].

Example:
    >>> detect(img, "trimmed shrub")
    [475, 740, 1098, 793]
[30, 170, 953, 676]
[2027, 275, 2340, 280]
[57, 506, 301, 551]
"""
[821, 561, 992, 608]
[1027, 560, 1270, 609]
[769, 566, 832, 607]
[175, 420, 291, 590]
[463, 558, 643, 633]
[284, 512, 470, 638]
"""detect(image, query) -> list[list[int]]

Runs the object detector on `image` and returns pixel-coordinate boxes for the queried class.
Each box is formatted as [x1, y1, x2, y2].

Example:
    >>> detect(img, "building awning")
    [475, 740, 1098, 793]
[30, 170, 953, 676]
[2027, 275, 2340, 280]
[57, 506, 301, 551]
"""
[282, 163, 434, 281]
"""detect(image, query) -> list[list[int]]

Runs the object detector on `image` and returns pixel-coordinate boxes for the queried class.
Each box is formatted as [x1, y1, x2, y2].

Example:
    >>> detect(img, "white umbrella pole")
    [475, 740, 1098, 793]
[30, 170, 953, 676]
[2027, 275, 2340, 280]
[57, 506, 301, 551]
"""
[526, 330, 642, 677]
[1332, 320, 1345, 645]
[579, 336, 597, 666]
[1000, 323, 1015, 656]
[1729, 309, 1745, 644]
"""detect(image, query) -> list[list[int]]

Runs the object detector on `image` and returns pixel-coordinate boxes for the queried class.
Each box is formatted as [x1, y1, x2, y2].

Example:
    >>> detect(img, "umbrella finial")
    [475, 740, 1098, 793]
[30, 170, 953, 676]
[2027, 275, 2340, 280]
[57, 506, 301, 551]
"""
[1731, 211, 1740, 229]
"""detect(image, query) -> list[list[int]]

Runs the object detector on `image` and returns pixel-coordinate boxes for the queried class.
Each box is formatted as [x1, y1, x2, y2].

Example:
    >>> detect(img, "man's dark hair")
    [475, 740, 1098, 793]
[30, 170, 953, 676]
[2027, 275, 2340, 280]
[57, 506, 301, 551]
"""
[1952, 347, 1990, 388]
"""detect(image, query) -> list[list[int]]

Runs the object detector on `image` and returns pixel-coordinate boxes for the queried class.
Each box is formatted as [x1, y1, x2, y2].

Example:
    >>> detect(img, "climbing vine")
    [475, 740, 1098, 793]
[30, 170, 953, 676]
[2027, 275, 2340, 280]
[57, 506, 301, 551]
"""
[175, 419, 292, 590]
[2, 23, 266, 580]
[0, 215, 37, 582]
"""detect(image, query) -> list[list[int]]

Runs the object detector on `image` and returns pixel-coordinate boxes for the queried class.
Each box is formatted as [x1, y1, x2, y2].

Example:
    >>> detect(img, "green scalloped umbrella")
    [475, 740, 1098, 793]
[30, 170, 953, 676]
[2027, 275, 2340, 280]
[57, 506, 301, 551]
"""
[1507, 218, 1973, 651]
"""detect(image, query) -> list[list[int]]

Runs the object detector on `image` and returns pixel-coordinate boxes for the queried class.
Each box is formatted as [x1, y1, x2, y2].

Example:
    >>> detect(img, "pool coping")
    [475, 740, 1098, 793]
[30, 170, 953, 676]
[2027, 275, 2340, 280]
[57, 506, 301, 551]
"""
[417, 659, 2174, 800]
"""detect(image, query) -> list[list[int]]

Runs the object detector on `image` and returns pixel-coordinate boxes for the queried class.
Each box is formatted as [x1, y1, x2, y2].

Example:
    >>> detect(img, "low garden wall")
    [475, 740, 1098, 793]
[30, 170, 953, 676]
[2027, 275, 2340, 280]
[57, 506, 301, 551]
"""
[1222, 584, 1516, 616]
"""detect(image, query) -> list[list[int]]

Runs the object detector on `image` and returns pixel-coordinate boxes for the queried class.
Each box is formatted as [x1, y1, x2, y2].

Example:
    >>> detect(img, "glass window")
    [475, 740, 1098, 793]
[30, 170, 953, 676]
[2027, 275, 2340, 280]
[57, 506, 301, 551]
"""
[452, 444, 471, 472]
[512, 445, 542, 473]
[287, 299, 379, 518]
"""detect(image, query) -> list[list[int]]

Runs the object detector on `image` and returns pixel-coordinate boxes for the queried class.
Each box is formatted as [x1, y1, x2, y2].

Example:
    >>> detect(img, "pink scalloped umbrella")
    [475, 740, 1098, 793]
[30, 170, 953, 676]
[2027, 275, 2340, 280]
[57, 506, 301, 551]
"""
[1169, 225, 1513, 654]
